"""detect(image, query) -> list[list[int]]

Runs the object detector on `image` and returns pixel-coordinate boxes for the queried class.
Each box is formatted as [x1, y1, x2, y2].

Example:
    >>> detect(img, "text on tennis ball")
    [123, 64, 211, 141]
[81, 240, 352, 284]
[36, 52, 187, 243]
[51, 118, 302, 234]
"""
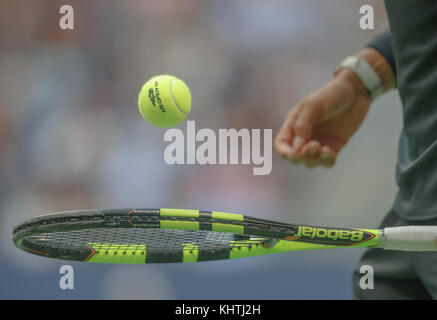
[148, 83, 165, 113]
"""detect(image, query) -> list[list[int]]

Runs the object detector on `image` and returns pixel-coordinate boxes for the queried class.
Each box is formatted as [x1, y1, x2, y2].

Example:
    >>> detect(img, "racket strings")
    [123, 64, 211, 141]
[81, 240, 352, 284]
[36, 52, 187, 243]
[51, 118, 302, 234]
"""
[25, 228, 267, 252]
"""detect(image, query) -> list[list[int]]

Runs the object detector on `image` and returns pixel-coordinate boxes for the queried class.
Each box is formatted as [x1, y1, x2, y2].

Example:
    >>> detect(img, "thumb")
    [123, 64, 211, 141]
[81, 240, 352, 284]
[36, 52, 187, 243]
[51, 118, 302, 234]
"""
[292, 104, 321, 151]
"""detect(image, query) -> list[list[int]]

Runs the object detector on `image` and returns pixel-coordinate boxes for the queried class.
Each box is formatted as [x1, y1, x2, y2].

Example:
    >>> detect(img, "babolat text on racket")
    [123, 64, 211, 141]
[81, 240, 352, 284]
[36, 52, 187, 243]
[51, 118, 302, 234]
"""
[12, 208, 437, 264]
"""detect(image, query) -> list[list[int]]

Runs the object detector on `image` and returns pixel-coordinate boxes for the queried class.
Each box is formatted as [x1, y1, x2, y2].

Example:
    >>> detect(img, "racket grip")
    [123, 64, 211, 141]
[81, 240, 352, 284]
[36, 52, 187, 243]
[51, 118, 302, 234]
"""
[380, 226, 437, 251]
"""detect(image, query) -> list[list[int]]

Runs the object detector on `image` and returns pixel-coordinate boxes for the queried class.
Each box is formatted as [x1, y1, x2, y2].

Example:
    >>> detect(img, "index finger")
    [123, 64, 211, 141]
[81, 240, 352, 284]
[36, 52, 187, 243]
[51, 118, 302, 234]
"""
[274, 108, 298, 158]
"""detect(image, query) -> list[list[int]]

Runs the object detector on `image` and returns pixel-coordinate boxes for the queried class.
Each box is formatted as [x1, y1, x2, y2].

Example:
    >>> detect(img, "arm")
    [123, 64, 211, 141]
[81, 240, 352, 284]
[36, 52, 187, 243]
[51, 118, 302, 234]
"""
[356, 30, 396, 92]
[274, 31, 396, 168]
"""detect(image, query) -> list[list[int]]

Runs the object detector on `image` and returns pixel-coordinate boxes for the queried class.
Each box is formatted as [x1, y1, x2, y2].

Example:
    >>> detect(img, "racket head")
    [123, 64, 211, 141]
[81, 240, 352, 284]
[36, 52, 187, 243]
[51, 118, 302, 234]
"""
[12, 208, 279, 264]
[12, 208, 379, 264]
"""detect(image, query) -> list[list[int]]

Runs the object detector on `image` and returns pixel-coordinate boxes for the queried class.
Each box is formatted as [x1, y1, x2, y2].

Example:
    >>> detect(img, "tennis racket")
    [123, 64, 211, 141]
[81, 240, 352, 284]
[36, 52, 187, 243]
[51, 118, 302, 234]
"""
[12, 208, 437, 264]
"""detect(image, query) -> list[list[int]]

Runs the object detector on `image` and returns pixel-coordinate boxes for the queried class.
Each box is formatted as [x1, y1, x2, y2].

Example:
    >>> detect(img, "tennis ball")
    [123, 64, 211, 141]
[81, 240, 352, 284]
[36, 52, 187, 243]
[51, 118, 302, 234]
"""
[138, 75, 191, 128]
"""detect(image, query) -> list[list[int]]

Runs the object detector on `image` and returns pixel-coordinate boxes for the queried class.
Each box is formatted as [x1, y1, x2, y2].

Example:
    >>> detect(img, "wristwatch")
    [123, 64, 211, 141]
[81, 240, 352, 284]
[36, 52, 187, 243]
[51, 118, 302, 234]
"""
[335, 56, 384, 101]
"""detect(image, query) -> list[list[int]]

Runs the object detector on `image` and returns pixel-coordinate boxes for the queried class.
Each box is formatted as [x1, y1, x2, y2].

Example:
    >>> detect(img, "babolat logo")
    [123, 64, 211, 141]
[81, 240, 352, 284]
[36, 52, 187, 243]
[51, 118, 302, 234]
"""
[296, 226, 365, 242]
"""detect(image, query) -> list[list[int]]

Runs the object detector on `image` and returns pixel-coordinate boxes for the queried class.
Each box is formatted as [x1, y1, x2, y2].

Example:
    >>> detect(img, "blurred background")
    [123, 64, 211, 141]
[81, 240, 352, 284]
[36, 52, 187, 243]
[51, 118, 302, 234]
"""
[0, 0, 402, 299]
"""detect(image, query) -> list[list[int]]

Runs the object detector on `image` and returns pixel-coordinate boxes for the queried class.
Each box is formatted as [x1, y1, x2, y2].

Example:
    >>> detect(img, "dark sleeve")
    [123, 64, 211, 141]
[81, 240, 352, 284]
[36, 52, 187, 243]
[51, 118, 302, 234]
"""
[366, 30, 396, 77]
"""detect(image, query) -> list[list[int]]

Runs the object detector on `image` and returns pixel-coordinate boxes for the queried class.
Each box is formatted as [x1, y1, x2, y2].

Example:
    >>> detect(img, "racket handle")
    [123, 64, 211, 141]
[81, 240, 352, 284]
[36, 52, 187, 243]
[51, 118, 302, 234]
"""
[380, 226, 437, 251]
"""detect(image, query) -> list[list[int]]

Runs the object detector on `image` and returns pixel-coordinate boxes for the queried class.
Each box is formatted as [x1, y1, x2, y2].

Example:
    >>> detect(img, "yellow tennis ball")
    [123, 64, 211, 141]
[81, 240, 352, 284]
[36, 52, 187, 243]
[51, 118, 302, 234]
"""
[138, 75, 191, 128]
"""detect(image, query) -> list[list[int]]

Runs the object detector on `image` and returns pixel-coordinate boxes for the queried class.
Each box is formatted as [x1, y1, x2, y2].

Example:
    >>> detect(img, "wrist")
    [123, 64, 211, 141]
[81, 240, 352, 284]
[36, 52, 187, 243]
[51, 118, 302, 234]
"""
[335, 54, 387, 101]
[334, 68, 370, 100]
[357, 48, 396, 91]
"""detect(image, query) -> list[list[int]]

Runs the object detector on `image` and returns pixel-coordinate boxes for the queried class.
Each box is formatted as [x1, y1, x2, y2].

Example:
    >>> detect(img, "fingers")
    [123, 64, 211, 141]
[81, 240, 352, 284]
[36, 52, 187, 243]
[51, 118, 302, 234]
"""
[274, 93, 340, 168]
[274, 108, 299, 159]
[286, 140, 337, 168]
[274, 101, 320, 158]
[292, 103, 322, 147]
[319, 145, 336, 167]
[302, 140, 321, 167]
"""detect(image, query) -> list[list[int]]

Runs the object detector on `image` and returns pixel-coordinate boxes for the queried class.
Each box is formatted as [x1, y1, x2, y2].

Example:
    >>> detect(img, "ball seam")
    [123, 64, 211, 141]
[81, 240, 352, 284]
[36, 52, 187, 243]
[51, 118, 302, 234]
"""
[169, 79, 188, 116]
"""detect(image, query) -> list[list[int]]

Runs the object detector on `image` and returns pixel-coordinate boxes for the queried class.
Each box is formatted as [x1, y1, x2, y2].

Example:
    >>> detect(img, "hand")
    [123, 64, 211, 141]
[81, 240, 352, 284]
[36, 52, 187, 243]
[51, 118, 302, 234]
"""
[274, 69, 372, 168]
